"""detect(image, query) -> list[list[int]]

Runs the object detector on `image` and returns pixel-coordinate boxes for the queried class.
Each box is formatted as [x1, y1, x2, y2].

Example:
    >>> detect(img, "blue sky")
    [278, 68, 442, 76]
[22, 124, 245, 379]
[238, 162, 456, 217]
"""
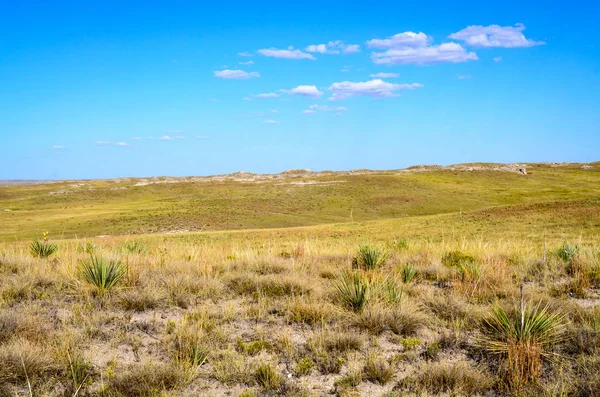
[1, 1, 598, 179]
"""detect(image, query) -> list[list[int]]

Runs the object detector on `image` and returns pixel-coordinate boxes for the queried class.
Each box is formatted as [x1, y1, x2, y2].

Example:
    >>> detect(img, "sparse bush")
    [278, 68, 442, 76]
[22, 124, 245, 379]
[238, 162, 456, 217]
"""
[355, 305, 428, 336]
[401, 337, 422, 351]
[556, 242, 580, 264]
[77, 254, 126, 292]
[364, 354, 394, 385]
[352, 244, 389, 270]
[237, 338, 270, 356]
[332, 270, 369, 313]
[289, 300, 336, 326]
[30, 232, 58, 258]
[479, 301, 566, 388]
[119, 288, 164, 311]
[442, 251, 476, 268]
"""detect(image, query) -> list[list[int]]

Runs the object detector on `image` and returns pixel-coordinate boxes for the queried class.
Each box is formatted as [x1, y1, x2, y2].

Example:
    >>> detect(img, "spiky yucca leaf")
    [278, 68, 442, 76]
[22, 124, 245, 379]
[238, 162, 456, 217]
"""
[333, 270, 369, 313]
[30, 240, 58, 258]
[352, 244, 389, 270]
[78, 255, 126, 291]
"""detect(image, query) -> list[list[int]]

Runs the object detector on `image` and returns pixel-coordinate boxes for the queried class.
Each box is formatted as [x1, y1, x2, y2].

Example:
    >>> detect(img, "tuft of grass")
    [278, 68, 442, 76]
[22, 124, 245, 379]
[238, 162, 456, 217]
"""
[352, 244, 389, 270]
[364, 354, 394, 385]
[332, 270, 369, 313]
[77, 254, 126, 292]
[442, 251, 476, 268]
[479, 300, 566, 388]
[400, 264, 419, 284]
[295, 358, 315, 376]
[106, 362, 184, 396]
[254, 363, 282, 391]
[395, 361, 492, 396]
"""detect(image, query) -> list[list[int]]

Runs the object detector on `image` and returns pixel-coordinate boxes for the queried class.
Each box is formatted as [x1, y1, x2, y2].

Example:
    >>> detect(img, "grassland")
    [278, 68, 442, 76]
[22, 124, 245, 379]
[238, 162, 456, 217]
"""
[0, 162, 599, 396]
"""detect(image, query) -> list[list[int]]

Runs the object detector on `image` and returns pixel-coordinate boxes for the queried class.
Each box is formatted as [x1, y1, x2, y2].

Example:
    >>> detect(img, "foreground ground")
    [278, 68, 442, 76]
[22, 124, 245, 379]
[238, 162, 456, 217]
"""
[1, 163, 599, 396]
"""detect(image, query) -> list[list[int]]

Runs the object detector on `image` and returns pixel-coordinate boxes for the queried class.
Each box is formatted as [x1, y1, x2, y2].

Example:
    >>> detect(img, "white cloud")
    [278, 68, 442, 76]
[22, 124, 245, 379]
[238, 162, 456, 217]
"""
[493, 56, 503, 62]
[341, 66, 351, 72]
[214, 69, 260, 79]
[457, 75, 472, 80]
[160, 135, 185, 141]
[305, 41, 360, 55]
[263, 120, 279, 124]
[328, 79, 422, 101]
[239, 60, 254, 65]
[51, 145, 66, 150]
[371, 42, 478, 65]
[370, 72, 399, 78]
[367, 32, 431, 49]
[257, 47, 315, 60]
[95, 141, 129, 147]
[166, 130, 184, 134]
[270, 109, 278, 113]
[132, 137, 143, 140]
[284, 85, 324, 98]
[302, 104, 348, 114]
[242, 97, 252, 101]
[254, 92, 279, 98]
[196, 135, 209, 140]
[449, 23, 545, 48]
[238, 51, 253, 57]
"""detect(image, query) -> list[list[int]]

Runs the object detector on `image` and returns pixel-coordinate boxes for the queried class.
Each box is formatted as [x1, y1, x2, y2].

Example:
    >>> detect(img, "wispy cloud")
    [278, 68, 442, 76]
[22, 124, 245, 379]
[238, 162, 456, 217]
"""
[166, 130, 185, 134]
[237, 51, 253, 57]
[457, 75, 472, 80]
[270, 109, 278, 113]
[283, 85, 324, 98]
[196, 135, 209, 140]
[302, 104, 348, 115]
[242, 97, 252, 101]
[257, 47, 316, 60]
[449, 24, 545, 48]
[214, 69, 260, 79]
[254, 92, 279, 99]
[132, 137, 143, 140]
[328, 79, 422, 101]
[305, 40, 361, 55]
[51, 145, 67, 150]
[263, 120, 279, 124]
[160, 135, 185, 141]
[493, 56, 503, 62]
[239, 60, 254, 65]
[370, 72, 399, 78]
[95, 141, 129, 147]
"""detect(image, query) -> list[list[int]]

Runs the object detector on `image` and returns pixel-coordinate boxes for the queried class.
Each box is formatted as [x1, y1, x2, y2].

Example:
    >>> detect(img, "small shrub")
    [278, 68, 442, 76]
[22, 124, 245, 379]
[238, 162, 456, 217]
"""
[401, 337, 422, 351]
[352, 244, 389, 270]
[364, 354, 394, 385]
[119, 288, 164, 311]
[254, 363, 282, 391]
[77, 254, 126, 292]
[401, 264, 419, 284]
[556, 242, 580, 264]
[236, 338, 269, 356]
[212, 349, 252, 385]
[30, 232, 58, 258]
[315, 355, 345, 374]
[390, 238, 410, 251]
[295, 358, 315, 376]
[332, 270, 369, 313]
[442, 251, 476, 268]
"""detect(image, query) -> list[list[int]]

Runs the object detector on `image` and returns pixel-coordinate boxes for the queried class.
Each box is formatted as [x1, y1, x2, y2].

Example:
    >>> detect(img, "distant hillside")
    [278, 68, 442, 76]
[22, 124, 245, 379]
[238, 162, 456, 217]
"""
[0, 162, 598, 241]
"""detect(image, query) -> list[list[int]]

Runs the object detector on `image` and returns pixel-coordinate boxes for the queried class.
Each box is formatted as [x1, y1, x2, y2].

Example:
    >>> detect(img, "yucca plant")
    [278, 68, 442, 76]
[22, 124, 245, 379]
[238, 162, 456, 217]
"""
[352, 244, 389, 270]
[401, 264, 419, 284]
[122, 240, 147, 255]
[479, 297, 565, 388]
[333, 270, 370, 313]
[77, 254, 126, 292]
[30, 232, 58, 258]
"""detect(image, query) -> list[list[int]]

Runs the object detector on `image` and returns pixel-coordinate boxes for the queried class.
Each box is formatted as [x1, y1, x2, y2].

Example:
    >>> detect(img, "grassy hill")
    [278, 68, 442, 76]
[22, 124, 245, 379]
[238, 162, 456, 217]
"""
[1, 162, 598, 241]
